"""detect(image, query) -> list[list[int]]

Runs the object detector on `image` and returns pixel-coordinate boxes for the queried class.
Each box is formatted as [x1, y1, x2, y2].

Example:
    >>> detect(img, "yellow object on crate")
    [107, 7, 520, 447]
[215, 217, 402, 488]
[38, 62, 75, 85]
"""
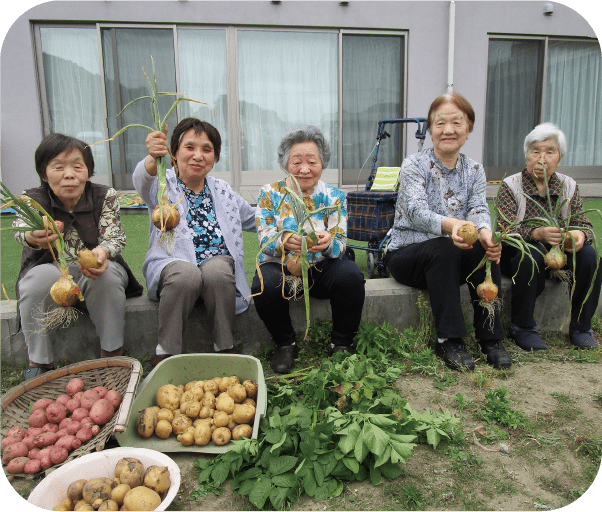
[370, 167, 401, 191]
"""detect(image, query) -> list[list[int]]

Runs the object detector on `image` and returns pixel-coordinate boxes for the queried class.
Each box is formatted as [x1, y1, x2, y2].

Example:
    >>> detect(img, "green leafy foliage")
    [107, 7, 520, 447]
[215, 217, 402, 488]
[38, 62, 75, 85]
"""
[479, 387, 526, 429]
[195, 352, 461, 509]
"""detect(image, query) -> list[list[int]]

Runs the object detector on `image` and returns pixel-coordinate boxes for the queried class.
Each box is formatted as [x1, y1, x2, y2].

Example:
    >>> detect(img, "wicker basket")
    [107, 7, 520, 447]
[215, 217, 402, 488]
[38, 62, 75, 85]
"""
[1, 357, 142, 479]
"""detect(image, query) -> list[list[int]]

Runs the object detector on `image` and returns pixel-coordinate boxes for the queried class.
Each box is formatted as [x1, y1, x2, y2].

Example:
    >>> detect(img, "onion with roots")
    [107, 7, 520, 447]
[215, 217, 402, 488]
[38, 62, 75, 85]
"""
[477, 273, 498, 304]
[544, 244, 566, 270]
[152, 202, 180, 231]
[458, 224, 478, 245]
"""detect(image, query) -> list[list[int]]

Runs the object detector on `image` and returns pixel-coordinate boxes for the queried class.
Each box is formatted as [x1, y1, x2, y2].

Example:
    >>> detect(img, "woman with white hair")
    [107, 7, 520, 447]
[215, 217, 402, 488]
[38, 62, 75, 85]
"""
[497, 122, 600, 350]
[252, 126, 365, 374]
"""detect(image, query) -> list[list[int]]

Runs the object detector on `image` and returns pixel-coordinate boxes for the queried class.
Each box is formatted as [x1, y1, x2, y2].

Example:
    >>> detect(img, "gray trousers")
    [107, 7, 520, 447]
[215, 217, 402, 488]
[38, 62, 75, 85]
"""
[156, 256, 236, 355]
[18, 261, 129, 365]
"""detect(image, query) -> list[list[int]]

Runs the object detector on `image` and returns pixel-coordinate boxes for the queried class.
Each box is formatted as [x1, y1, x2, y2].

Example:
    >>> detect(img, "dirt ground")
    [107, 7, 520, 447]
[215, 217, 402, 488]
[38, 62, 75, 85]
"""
[5, 353, 601, 511]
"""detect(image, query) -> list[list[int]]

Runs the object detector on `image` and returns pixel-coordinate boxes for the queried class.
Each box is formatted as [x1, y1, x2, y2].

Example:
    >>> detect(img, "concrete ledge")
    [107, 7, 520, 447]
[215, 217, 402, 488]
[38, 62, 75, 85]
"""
[1, 276, 595, 366]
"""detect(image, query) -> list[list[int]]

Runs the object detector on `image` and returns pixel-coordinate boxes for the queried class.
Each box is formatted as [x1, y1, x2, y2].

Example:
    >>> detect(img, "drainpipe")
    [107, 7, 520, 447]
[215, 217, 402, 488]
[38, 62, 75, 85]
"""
[447, 1, 455, 93]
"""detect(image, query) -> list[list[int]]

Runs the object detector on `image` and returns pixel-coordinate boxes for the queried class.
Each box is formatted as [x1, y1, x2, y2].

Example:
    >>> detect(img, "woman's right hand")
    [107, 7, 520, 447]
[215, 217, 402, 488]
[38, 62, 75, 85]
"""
[532, 226, 562, 246]
[443, 218, 477, 249]
[24, 227, 61, 249]
[144, 125, 169, 175]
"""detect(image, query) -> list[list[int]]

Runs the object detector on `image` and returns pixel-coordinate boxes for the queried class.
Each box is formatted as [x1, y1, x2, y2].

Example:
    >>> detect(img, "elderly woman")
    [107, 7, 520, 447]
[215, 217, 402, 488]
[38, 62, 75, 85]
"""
[133, 118, 256, 367]
[498, 123, 600, 350]
[251, 126, 365, 374]
[385, 93, 511, 371]
[16, 133, 143, 381]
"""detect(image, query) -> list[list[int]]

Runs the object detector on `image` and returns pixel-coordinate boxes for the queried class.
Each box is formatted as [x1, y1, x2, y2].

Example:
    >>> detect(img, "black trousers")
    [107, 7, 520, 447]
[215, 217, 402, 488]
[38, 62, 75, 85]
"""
[251, 258, 366, 347]
[385, 236, 505, 341]
[500, 242, 601, 332]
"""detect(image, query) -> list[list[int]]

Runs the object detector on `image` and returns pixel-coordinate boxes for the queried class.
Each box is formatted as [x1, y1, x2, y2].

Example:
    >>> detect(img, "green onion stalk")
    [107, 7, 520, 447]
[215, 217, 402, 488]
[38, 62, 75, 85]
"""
[92, 56, 212, 253]
[250, 172, 342, 341]
[467, 182, 544, 330]
[1, 183, 84, 329]
[519, 161, 602, 320]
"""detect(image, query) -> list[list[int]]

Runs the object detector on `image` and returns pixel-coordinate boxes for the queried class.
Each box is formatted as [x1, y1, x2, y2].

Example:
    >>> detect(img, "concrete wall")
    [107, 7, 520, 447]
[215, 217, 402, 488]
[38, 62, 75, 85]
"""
[1, 1, 598, 195]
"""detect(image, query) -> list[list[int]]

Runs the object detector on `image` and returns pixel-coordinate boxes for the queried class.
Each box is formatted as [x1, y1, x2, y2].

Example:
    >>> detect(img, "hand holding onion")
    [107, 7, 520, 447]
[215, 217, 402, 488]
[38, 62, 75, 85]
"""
[24, 220, 64, 249]
[564, 230, 585, 253]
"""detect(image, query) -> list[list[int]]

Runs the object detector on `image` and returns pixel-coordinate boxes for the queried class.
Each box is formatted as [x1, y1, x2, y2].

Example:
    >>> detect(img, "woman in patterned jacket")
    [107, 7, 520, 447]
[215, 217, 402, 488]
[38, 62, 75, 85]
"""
[385, 93, 511, 371]
[252, 126, 365, 374]
[133, 118, 256, 368]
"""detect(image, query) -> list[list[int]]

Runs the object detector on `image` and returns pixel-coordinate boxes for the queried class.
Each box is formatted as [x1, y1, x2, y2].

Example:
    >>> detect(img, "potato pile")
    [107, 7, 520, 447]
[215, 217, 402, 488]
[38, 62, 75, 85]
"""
[136, 376, 258, 447]
[1, 378, 122, 475]
[52, 457, 171, 511]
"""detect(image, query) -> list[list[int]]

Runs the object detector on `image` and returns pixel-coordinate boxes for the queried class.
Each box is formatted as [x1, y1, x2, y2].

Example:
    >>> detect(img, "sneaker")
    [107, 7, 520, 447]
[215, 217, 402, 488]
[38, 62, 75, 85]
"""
[271, 343, 298, 374]
[435, 339, 475, 371]
[509, 324, 547, 351]
[479, 340, 512, 369]
[569, 328, 597, 349]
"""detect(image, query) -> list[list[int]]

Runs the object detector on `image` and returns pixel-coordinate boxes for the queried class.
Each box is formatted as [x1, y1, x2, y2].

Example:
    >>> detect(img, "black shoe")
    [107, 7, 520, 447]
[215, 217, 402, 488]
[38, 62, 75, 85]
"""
[510, 324, 547, 351]
[23, 366, 53, 382]
[479, 340, 512, 369]
[435, 339, 475, 371]
[328, 343, 354, 356]
[569, 328, 597, 349]
[271, 343, 297, 374]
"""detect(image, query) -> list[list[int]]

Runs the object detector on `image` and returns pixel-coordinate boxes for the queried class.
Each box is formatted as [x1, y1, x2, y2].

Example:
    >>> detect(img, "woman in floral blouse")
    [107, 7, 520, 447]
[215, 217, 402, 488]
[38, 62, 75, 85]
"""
[252, 126, 365, 374]
[385, 93, 511, 371]
[16, 133, 142, 381]
[497, 123, 600, 350]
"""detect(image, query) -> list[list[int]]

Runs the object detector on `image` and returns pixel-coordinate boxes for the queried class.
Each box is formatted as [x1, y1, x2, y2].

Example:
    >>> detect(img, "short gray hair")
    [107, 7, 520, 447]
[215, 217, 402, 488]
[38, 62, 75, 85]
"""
[277, 125, 331, 170]
[524, 123, 567, 159]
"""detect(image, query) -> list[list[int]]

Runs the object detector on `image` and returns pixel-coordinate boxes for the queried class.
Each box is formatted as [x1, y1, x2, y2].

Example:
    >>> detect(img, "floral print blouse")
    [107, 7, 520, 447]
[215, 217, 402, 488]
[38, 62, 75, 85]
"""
[14, 188, 126, 264]
[255, 179, 347, 265]
[180, 180, 230, 266]
[387, 148, 492, 252]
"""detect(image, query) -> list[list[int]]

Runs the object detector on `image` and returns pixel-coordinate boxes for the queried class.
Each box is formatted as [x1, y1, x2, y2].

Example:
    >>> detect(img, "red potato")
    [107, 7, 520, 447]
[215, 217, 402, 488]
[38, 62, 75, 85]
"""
[42, 423, 59, 433]
[31, 398, 54, 413]
[1, 435, 22, 453]
[2, 442, 29, 463]
[59, 417, 73, 430]
[89, 399, 115, 425]
[66, 397, 81, 414]
[66, 377, 85, 396]
[46, 402, 67, 424]
[6, 456, 30, 474]
[26, 427, 44, 439]
[105, 390, 122, 409]
[72, 408, 89, 422]
[75, 427, 93, 442]
[80, 417, 94, 429]
[80, 389, 100, 410]
[73, 391, 84, 401]
[28, 448, 40, 460]
[55, 435, 80, 452]
[49, 445, 69, 464]
[28, 409, 47, 428]
[93, 386, 108, 399]
[90, 425, 100, 436]
[65, 421, 81, 436]
[21, 437, 36, 451]
[5, 426, 27, 439]
[24, 458, 42, 474]
[35, 447, 52, 460]
[39, 454, 52, 470]
[34, 432, 58, 448]
[55, 394, 71, 407]
[55, 429, 69, 438]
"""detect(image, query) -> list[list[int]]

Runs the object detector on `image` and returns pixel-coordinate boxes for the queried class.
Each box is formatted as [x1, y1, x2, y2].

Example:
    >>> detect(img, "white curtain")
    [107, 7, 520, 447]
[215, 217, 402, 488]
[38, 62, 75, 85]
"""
[342, 34, 402, 186]
[544, 40, 602, 166]
[40, 28, 107, 175]
[177, 29, 229, 172]
[484, 39, 541, 167]
[237, 31, 338, 171]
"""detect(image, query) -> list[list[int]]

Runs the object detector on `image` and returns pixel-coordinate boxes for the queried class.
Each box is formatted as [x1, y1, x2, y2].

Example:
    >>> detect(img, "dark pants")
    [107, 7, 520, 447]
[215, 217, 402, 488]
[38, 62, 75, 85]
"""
[500, 242, 601, 332]
[251, 258, 366, 347]
[385, 237, 505, 341]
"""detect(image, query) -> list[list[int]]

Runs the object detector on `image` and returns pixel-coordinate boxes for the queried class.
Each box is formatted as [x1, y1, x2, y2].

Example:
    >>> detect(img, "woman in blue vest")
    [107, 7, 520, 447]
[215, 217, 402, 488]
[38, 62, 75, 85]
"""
[497, 123, 600, 350]
[15, 134, 143, 381]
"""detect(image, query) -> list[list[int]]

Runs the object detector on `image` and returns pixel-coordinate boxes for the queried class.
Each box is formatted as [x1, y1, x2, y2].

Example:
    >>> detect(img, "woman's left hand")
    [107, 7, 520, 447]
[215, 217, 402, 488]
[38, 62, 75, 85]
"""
[80, 247, 109, 279]
[564, 229, 585, 253]
[479, 228, 502, 263]
[308, 230, 332, 253]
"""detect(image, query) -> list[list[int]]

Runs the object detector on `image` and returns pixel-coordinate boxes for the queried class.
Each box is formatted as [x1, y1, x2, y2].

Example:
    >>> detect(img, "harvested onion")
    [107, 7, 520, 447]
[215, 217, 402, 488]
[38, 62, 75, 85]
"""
[544, 244, 566, 270]
[152, 203, 180, 231]
[50, 272, 83, 307]
[477, 273, 498, 303]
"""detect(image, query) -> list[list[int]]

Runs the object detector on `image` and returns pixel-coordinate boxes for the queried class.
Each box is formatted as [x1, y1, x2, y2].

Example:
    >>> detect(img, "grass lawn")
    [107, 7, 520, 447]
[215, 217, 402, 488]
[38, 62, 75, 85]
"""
[2, 200, 601, 301]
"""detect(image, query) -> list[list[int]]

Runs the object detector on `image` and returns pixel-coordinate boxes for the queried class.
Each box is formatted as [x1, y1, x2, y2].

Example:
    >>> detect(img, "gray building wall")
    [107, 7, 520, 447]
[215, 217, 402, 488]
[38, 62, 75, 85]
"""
[1, 1, 598, 195]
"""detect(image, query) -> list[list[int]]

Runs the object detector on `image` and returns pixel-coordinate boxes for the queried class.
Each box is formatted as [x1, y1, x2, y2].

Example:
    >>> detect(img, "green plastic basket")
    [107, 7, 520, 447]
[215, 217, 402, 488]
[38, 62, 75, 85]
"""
[115, 354, 266, 454]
